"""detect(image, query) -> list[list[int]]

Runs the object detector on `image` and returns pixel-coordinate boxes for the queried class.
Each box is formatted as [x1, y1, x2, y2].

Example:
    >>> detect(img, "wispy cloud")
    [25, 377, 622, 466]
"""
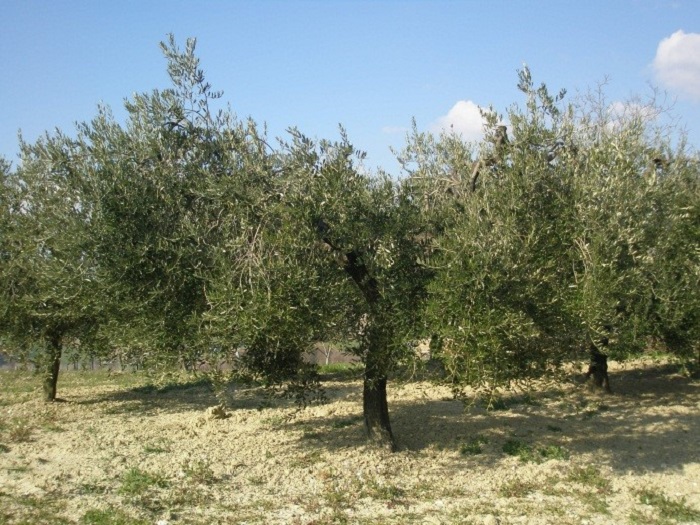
[605, 100, 663, 132]
[608, 101, 661, 122]
[653, 30, 700, 101]
[430, 100, 486, 141]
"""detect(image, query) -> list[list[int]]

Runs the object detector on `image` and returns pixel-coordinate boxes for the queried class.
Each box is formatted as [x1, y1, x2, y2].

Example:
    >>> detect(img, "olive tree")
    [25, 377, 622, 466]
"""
[0, 137, 101, 400]
[397, 71, 577, 399]
[266, 130, 434, 449]
[559, 89, 699, 383]
[406, 68, 699, 397]
[68, 36, 270, 377]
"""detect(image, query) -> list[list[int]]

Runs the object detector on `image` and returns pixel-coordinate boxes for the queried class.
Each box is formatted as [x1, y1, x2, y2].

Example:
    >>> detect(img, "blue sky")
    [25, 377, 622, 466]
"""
[2, 1, 699, 173]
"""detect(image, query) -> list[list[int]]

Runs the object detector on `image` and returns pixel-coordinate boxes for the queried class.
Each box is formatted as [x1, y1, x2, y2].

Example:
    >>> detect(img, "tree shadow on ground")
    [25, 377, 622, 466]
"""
[71, 367, 363, 415]
[72, 377, 285, 414]
[64, 361, 699, 476]
[284, 362, 700, 475]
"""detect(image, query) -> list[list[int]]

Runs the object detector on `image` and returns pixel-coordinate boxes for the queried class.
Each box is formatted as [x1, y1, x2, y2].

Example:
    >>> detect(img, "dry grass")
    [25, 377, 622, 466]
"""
[0, 360, 699, 524]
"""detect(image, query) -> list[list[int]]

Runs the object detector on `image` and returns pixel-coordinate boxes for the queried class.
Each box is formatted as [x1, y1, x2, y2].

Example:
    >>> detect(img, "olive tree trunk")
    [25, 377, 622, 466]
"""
[363, 338, 396, 451]
[585, 342, 611, 393]
[42, 331, 63, 402]
[317, 228, 397, 451]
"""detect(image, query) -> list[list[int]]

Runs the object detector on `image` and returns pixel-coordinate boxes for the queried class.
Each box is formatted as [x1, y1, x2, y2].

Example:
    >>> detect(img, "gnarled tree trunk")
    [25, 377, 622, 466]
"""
[363, 372, 394, 450]
[316, 222, 397, 451]
[363, 332, 396, 451]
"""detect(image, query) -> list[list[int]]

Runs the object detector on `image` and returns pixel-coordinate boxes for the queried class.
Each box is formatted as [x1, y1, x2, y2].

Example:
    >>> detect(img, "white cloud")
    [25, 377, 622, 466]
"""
[430, 100, 486, 141]
[607, 101, 660, 123]
[653, 30, 700, 101]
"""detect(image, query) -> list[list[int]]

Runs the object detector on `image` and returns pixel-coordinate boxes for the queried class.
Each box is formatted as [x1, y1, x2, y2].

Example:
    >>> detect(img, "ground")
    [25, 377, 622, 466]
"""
[0, 359, 698, 525]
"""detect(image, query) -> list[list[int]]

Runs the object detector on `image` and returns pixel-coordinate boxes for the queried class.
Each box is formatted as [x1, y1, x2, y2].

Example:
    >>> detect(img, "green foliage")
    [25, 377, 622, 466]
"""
[502, 439, 534, 461]
[281, 127, 434, 369]
[182, 457, 218, 485]
[2, 34, 698, 445]
[0, 492, 70, 525]
[459, 435, 489, 455]
[499, 478, 539, 498]
[636, 488, 700, 523]
[406, 74, 577, 394]
[538, 444, 569, 461]
[405, 65, 700, 400]
[4, 419, 33, 443]
[502, 439, 568, 462]
[567, 465, 612, 493]
[1, 138, 103, 399]
[81, 508, 148, 525]
[119, 468, 169, 495]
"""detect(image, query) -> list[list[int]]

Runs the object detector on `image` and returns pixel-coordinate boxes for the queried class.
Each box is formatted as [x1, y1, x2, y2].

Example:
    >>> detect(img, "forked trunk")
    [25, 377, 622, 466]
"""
[363, 365, 396, 451]
[43, 331, 63, 402]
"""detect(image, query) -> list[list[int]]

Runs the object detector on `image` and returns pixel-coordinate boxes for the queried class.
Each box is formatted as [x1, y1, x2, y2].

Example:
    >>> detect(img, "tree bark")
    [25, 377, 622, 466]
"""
[316, 223, 396, 450]
[43, 331, 63, 402]
[363, 364, 396, 451]
[585, 342, 611, 393]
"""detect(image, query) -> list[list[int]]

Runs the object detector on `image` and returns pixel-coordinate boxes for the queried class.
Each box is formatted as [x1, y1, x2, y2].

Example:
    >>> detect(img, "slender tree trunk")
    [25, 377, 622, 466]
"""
[585, 342, 611, 393]
[43, 331, 63, 402]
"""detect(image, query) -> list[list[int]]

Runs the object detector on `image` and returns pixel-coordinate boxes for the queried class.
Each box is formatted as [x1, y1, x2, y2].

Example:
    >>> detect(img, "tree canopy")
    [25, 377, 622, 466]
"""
[1, 36, 698, 448]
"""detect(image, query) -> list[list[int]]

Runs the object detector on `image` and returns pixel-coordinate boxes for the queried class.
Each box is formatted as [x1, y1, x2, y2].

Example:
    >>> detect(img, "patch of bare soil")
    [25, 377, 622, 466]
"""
[1, 360, 699, 524]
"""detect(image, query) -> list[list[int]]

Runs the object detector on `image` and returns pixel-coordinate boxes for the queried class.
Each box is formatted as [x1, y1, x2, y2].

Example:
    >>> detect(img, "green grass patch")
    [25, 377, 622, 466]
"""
[502, 440, 569, 463]
[80, 508, 148, 525]
[5, 465, 31, 474]
[576, 490, 611, 515]
[503, 439, 534, 461]
[459, 435, 489, 455]
[0, 492, 71, 525]
[636, 488, 700, 523]
[142, 444, 168, 454]
[119, 468, 169, 495]
[78, 482, 108, 496]
[182, 458, 217, 485]
[1, 419, 34, 443]
[247, 475, 266, 486]
[539, 444, 569, 461]
[567, 465, 612, 493]
[318, 362, 363, 379]
[359, 479, 406, 502]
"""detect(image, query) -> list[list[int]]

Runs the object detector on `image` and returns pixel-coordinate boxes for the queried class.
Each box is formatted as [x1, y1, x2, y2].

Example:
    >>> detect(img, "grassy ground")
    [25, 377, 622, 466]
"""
[0, 360, 699, 525]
